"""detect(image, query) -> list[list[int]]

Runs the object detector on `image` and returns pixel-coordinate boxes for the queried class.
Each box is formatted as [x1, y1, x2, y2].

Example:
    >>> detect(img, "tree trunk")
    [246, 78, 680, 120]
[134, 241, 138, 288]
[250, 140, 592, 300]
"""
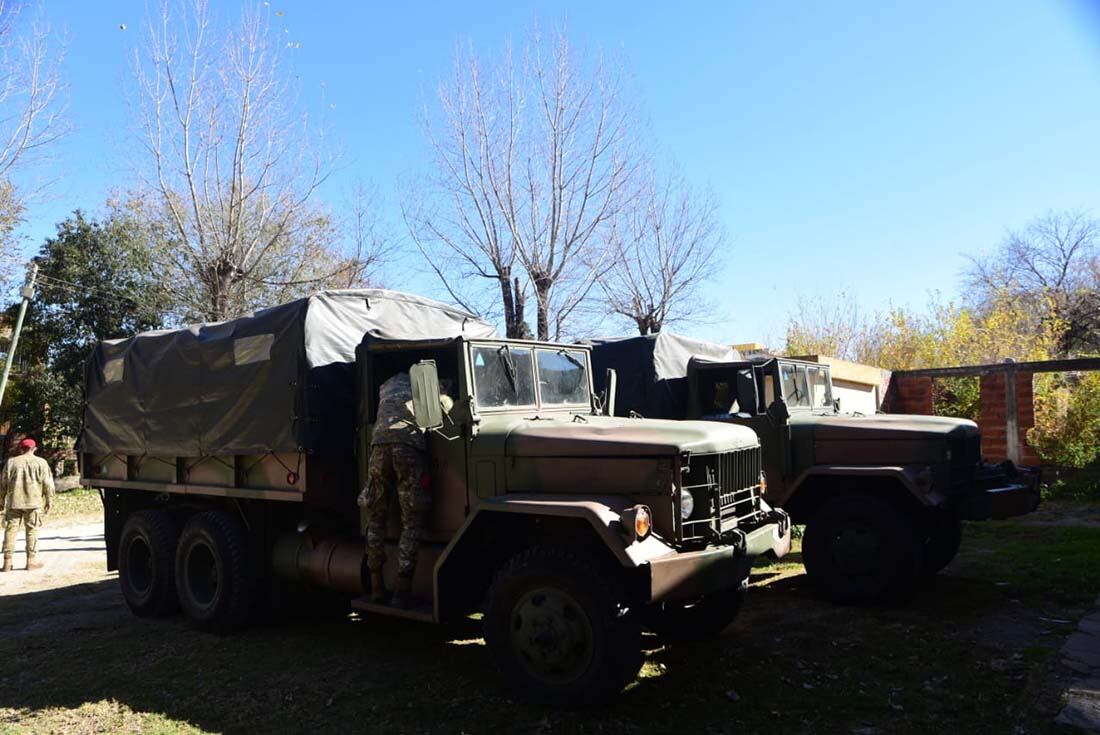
[534, 276, 552, 341]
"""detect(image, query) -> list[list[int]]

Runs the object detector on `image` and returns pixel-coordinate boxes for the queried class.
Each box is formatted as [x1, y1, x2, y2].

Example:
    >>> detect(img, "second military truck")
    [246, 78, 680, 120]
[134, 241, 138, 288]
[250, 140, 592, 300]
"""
[590, 333, 1038, 605]
[81, 290, 790, 706]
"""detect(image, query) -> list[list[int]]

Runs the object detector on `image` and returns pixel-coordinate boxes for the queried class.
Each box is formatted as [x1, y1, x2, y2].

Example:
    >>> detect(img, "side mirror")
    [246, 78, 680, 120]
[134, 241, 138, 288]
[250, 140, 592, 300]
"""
[603, 368, 617, 416]
[766, 399, 790, 425]
[410, 360, 443, 430]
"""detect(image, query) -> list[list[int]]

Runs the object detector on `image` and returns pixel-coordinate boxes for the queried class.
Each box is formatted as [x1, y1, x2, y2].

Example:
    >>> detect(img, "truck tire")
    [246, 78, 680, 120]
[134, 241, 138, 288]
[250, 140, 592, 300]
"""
[483, 547, 642, 707]
[118, 510, 180, 618]
[644, 585, 745, 642]
[920, 515, 963, 577]
[175, 511, 256, 633]
[802, 494, 919, 605]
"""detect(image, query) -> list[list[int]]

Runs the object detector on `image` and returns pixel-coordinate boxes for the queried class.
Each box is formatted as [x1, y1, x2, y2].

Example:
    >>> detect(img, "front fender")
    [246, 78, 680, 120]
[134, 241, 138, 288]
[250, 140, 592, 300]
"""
[788, 465, 938, 505]
[448, 494, 676, 568]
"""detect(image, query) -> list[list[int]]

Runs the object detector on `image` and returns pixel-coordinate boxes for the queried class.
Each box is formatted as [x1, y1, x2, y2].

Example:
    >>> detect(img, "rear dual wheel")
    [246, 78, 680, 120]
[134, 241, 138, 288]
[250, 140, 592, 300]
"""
[175, 511, 257, 633]
[118, 510, 180, 617]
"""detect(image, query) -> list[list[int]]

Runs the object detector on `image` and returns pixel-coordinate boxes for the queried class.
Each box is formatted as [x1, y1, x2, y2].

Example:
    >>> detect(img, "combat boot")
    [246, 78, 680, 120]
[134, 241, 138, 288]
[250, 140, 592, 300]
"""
[391, 575, 413, 609]
[25, 555, 43, 571]
[1, 557, 11, 573]
[369, 571, 386, 604]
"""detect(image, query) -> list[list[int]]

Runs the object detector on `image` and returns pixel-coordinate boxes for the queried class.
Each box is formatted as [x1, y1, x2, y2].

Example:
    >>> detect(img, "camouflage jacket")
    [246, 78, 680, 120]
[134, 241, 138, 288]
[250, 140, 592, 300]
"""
[1, 453, 55, 510]
[371, 373, 425, 451]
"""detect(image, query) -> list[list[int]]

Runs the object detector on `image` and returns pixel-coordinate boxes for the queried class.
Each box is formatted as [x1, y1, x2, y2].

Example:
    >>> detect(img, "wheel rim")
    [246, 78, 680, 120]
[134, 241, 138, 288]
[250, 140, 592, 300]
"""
[829, 523, 888, 585]
[185, 542, 219, 610]
[509, 587, 595, 684]
[126, 536, 154, 597]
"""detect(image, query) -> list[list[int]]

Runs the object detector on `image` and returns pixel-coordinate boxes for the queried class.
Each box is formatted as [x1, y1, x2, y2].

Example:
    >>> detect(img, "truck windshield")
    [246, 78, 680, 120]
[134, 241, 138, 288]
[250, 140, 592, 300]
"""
[780, 362, 812, 408]
[806, 365, 833, 408]
[536, 349, 589, 405]
[471, 345, 536, 408]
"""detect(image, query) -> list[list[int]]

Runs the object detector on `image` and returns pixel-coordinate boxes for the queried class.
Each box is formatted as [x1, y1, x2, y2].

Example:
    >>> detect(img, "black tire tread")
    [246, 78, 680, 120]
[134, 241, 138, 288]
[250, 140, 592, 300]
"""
[484, 546, 642, 708]
[176, 511, 256, 634]
[802, 493, 920, 605]
[118, 509, 180, 618]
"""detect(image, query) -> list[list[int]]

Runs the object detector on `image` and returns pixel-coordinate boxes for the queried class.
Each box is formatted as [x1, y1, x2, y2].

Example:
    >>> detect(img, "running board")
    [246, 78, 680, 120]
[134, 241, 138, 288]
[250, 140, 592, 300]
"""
[351, 597, 435, 623]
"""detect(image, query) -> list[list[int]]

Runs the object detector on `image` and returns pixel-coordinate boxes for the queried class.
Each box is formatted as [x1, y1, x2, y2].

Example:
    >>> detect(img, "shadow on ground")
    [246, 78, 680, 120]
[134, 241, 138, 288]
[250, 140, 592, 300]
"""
[0, 555, 1073, 735]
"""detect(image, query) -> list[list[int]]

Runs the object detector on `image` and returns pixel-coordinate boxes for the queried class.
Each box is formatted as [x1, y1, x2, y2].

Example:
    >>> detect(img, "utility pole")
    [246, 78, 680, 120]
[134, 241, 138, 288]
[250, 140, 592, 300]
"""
[0, 262, 38, 408]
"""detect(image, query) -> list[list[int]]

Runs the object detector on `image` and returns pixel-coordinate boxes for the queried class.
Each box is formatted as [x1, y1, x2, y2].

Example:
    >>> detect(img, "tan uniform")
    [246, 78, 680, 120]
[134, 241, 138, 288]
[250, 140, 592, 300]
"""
[2, 452, 55, 562]
[362, 373, 429, 580]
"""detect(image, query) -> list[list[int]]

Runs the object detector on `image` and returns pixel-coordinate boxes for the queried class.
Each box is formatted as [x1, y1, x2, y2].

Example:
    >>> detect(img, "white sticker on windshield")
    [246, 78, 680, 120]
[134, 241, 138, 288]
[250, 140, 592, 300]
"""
[234, 334, 274, 366]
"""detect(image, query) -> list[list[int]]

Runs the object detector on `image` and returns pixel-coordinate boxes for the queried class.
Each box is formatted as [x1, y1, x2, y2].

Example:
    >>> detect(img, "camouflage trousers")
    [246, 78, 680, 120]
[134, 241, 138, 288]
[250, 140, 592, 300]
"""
[364, 444, 428, 578]
[3, 508, 42, 559]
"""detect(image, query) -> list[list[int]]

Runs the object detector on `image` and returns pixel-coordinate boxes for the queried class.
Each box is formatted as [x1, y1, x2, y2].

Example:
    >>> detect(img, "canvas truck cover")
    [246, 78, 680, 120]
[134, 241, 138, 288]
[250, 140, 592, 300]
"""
[81, 289, 496, 457]
[587, 333, 740, 419]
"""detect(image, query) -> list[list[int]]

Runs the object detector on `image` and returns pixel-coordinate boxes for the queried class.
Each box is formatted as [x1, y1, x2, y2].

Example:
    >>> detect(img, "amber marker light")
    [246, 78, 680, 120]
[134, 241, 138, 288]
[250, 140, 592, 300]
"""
[634, 506, 651, 539]
[621, 505, 652, 542]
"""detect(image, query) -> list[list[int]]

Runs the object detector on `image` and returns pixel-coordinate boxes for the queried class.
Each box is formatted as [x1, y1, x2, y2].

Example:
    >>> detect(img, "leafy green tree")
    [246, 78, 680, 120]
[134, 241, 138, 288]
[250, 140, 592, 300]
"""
[4, 208, 168, 461]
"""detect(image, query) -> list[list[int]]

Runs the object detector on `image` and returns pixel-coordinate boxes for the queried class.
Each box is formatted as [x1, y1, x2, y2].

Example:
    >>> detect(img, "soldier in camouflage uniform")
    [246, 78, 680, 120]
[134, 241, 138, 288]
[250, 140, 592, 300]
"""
[360, 372, 429, 608]
[2, 438, 55, 572]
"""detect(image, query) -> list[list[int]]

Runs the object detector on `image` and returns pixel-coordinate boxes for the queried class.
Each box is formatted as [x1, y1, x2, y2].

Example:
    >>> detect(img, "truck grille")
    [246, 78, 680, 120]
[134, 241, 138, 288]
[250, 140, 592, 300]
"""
[679, 447, 764, 544]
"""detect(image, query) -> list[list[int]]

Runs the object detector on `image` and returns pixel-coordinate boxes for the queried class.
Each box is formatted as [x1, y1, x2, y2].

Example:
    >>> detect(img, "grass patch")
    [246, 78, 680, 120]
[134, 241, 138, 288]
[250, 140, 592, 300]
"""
[49, 487, 103, 520]
[1, 520, 1097, 733]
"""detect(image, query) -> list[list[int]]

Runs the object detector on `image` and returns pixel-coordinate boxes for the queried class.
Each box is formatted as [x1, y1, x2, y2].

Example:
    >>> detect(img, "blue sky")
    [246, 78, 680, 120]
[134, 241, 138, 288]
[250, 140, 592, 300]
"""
[10, 0, 1100, 344]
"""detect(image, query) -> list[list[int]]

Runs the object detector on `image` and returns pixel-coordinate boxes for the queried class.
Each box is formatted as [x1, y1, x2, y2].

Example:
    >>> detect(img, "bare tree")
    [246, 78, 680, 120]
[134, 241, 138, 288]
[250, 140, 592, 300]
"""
[407, 26, 638, 340]
[597, 170, 722, 335]
[966, 210, 1100, 353]
[0, 0, 66, 288]
[131, 0, 367, 322]
[784, 291, 871, 362]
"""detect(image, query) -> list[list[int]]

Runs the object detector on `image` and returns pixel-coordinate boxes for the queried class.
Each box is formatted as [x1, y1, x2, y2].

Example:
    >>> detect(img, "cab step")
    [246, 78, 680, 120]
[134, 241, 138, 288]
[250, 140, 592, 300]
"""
[351, 597, 435, 623]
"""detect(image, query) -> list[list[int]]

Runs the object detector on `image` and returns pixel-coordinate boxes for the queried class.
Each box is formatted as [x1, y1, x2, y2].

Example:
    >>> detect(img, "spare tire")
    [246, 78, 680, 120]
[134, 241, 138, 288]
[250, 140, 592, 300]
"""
[175, 511, 256, 633]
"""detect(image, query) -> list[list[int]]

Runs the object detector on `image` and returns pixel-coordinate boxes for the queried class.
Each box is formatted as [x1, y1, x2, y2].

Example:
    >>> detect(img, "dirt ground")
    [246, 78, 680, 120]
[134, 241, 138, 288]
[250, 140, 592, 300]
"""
[1, 505, 1098, 734]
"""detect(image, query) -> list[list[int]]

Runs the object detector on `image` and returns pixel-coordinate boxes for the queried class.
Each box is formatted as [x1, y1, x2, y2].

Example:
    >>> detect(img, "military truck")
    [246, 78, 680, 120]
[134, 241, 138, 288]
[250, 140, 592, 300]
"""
[590, 334, 1038, 605]
[80, 290, 790, 706]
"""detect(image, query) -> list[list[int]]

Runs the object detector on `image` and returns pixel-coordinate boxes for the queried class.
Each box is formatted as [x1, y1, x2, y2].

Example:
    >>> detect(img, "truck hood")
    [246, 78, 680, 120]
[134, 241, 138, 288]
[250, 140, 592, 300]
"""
[503, 414, 758, 458]
[793, 412, 978, 441]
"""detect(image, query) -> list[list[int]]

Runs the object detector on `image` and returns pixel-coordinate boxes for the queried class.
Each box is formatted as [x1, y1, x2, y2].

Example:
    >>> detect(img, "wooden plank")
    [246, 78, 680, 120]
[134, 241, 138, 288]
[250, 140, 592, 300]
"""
[894, 356, 1100, 379]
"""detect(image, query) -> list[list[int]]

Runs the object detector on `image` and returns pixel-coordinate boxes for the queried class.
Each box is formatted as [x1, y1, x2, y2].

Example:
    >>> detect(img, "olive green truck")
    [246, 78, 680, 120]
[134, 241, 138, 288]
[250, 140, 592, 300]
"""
[590, 334, 1039, 605]
[80, 290, 790, 705]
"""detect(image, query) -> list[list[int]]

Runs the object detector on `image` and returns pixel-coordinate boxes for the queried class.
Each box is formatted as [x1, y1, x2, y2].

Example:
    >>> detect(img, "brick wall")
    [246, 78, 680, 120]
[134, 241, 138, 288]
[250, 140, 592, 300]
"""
[885, 375, 933, 415]
[978, 371, 1038, 465]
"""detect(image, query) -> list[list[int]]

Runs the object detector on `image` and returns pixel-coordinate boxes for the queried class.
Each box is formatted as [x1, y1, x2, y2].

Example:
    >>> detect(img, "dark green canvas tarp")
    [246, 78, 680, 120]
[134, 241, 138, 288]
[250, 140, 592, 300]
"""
[81, 290, 496, 457]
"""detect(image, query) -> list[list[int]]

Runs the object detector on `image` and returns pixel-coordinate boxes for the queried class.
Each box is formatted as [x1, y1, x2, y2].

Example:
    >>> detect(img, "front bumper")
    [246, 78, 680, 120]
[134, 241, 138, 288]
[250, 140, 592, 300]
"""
[646, 512, 790, 602]
[961, 482, 1040, 520]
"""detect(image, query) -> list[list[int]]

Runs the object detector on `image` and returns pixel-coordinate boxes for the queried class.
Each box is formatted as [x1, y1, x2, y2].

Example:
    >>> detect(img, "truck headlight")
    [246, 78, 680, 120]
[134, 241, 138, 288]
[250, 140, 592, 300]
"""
[680, 488, 695, 520]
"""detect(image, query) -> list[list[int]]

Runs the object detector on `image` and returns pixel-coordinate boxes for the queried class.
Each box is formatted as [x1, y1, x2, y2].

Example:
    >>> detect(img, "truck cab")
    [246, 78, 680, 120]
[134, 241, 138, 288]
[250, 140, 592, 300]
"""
[686, 355, 1038, 603]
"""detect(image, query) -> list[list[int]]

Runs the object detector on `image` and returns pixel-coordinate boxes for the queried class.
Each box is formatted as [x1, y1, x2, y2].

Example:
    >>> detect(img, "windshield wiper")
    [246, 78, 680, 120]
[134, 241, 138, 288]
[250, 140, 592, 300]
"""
[498, 345, 518, 394]
[557, 348, 585, 370]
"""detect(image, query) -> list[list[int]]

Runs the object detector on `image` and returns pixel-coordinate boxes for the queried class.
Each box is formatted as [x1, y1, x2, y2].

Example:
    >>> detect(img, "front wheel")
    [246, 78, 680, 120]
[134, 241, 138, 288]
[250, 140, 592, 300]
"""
[644, 585, 745, 642]
[483, 547, 642, 707]
[802, 494, 919, 605]
[920, 515, 963, 577]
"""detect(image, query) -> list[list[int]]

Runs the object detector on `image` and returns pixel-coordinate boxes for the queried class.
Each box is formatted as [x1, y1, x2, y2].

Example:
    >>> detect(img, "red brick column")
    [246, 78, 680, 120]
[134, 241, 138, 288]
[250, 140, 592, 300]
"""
[890, 375, 933, 415]
[979, 371, 1038, 465]
[979, 373, 1007, 461]
[1015, 372, 1039, 466]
